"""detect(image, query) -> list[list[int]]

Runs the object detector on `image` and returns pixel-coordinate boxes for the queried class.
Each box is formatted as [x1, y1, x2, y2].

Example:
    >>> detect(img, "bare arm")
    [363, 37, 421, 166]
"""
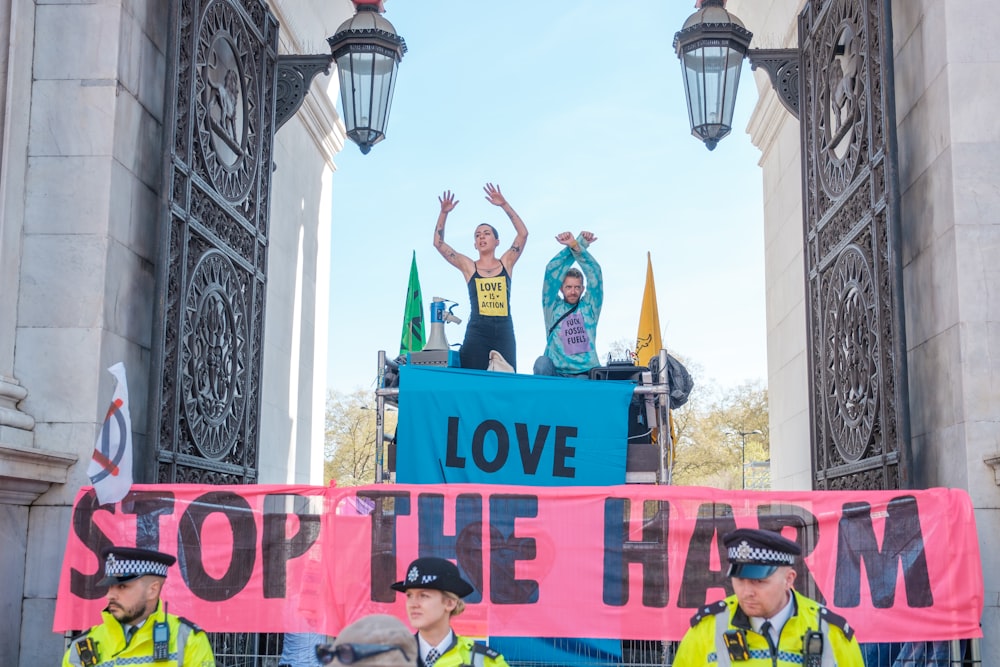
[433, 190, 475, 278]
[484, 183, 528, 272]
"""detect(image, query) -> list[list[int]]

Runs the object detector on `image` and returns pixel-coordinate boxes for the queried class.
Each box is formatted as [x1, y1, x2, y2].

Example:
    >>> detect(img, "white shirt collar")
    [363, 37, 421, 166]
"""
[418, 631, 453, 662]
[751, 591, 795, 642]
[123, 618, 148, 635]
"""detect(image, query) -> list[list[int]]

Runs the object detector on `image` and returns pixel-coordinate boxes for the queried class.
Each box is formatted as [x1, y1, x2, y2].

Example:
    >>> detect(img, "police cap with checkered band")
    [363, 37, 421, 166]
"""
[97, 546, 177, 587]
[723, 528, 802, 580]
[390, 557, 474, 597]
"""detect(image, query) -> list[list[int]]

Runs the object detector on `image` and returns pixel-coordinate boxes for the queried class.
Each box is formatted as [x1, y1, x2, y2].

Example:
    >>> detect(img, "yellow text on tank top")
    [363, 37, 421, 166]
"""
[476, 277, 509, 316]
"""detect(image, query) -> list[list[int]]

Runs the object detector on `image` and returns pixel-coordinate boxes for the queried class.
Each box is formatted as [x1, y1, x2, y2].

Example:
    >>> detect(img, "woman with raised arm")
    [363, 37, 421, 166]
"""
[433, 183, 528, 371]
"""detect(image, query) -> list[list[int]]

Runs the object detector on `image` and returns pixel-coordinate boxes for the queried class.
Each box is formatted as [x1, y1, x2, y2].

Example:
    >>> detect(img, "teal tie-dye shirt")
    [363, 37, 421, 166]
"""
[540, 236, 603, 374]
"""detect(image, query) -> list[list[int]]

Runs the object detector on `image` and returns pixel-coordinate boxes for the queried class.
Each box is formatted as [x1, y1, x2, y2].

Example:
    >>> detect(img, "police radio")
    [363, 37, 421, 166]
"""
[152, 620, 170, 660]
[803, 630, 824, 667]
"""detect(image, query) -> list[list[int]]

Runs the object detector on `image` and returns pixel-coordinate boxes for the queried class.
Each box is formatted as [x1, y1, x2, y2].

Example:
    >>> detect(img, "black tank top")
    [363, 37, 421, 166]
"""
[466, 264, 512, 322]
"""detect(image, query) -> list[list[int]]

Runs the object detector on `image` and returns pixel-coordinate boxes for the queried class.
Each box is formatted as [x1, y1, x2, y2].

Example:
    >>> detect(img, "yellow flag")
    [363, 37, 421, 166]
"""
[634, 252, 662, 367]
[634, 253, 678, 458]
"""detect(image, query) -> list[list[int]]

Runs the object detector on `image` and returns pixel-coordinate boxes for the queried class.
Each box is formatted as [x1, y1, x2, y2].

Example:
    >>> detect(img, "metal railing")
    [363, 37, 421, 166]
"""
[208, 634, 982, 667]
[209, 632, 282, 667]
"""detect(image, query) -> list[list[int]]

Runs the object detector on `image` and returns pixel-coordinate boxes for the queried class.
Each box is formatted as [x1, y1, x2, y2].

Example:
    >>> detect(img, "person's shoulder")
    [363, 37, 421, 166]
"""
[457, 636, 506, 664]
[173, 614, 206, 634]
[818, 606, 857, 641]
[688, 598, 731, 627]
[63, 627, 99, 664]
[472, 641, 508, 666]
[66, 627, 95, 645]
[794, 591, 856, 641]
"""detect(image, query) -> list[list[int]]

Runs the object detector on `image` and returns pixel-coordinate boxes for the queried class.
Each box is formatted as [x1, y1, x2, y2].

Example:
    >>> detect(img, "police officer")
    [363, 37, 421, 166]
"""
[63, 546, 215, 667]
[674, 528, 863, 667]
[391, 557, 509, 667]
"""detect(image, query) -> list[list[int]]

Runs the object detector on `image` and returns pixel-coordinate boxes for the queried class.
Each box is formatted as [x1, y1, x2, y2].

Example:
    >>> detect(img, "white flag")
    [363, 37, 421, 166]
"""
[87, 363, 133, 505]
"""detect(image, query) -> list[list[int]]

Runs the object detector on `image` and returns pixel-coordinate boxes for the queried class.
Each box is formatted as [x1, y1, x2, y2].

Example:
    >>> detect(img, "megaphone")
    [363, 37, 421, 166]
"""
[425, 297, 462, 351]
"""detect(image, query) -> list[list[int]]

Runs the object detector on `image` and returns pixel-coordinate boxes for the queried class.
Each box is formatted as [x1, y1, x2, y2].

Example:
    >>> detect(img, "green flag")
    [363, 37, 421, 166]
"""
[400, 251, 425, 354]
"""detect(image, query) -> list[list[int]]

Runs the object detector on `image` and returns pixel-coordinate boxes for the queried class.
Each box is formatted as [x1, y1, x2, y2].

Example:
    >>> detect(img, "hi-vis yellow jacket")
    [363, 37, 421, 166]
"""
[63, 600, 215, 667]
[420, 634, 509, 667]
[673, 590, 863, 667]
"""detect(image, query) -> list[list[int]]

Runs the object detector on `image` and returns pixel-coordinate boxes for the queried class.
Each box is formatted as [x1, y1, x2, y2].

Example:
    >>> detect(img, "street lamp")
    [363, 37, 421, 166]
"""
[274, 1, 407, 155]
[672, 0, 799, 150]
[738, 429, 762, 489]
[327, 0, 407, 154]
[672, 0, 751, 151]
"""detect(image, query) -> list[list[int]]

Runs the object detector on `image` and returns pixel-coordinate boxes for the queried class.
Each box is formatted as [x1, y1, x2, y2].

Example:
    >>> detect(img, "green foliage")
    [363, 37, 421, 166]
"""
[594, 344, 770, 489]
[671, 376, 769, 489]
[323, 389, 398, 486]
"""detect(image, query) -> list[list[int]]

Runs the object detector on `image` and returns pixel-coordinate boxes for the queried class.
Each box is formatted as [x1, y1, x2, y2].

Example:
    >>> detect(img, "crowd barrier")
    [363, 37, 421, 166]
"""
[207, 634, 983, 667]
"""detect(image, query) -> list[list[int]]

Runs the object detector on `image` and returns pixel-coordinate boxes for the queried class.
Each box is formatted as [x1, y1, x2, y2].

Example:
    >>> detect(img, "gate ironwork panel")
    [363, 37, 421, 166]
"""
[148, 0, 278, 485]
[799, 0, 910, 490]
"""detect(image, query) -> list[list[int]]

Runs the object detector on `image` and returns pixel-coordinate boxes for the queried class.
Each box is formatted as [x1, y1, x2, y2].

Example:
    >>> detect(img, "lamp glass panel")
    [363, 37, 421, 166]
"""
[373, 53, 398, 130]
[700, 45, 729, 128]
[336, 47, 400, 151]
[335, 51, 361, 131]
[358, 50, 377, 129]
[681, 51, 705, 129]
[721, 47, 744, 128]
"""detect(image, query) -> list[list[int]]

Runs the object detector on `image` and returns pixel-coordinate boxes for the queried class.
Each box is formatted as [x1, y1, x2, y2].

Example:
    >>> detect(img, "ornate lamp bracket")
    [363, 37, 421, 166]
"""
[748, 48, 800, 119]
[274, 54, 334, 130]
[986, 453, 1000, 485]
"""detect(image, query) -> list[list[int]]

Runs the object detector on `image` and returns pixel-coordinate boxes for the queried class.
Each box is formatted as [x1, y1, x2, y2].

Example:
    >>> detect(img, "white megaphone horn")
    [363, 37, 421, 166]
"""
[424, 297, 462, 351]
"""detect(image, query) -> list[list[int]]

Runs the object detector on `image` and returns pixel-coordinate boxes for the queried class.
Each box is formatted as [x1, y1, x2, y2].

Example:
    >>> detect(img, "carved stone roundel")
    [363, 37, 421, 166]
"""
[823, 245, 878, 462]
[182, 250, 248, 460]
[195, 0, 259, 203]
[817, 1, 865, 198]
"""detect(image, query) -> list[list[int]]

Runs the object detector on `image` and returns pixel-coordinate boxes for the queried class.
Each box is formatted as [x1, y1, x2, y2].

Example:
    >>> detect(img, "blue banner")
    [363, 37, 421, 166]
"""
[396, 366, 633, 485]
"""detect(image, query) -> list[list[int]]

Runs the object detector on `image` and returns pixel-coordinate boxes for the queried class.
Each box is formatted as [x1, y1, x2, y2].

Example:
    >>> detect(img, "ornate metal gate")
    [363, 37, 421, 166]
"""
[799, 0, 910, 490]
[148, 0, 278, 485]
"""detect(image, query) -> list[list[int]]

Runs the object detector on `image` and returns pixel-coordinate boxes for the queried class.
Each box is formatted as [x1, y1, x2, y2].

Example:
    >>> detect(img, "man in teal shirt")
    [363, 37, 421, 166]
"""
[533, 231, 603, 377]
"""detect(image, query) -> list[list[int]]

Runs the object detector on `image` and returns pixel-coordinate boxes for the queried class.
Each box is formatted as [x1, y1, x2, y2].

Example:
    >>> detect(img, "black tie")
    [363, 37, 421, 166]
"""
[760, 620, 777, 654]
[425, 648, 441, 667]
[125, 626, 137, 644]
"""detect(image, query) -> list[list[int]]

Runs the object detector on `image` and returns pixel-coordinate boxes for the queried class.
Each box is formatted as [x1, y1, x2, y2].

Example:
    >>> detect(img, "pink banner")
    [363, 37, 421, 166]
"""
[54, 484, 983, 643]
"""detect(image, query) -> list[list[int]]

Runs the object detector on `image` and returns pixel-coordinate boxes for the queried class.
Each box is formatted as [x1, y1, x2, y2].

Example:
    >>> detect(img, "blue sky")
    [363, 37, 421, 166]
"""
[326, 1, 767, 394]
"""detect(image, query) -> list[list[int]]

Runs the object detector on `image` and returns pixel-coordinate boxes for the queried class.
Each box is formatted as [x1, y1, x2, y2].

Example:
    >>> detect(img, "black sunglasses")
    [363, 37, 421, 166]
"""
[315, 643, 410, 665]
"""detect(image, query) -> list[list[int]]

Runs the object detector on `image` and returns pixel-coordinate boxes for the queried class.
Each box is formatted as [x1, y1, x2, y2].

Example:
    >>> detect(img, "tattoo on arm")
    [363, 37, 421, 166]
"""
[448, 251, 456, 259]
[510, 244, 522, 254]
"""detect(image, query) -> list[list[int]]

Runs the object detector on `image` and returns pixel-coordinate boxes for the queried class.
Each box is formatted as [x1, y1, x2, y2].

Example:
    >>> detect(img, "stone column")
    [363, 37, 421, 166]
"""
[0, 0, 36, 451]
[0, 4, 79, 662]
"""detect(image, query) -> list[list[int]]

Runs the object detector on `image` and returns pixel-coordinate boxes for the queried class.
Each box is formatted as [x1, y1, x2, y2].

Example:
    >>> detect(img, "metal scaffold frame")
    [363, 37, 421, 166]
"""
[372, 349, 676, 485]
